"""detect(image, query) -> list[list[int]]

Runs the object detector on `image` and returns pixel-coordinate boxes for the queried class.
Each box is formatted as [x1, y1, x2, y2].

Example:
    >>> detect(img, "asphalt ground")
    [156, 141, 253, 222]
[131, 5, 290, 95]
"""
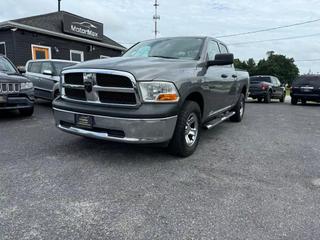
[1, 98, 320, 240]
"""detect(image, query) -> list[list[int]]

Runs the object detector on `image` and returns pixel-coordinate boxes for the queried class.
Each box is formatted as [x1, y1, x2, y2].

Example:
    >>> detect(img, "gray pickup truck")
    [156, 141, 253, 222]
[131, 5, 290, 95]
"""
[53, 37, 249, 156]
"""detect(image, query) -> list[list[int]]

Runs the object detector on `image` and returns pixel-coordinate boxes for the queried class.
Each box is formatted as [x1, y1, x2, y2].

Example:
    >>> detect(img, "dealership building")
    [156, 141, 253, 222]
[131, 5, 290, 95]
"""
[0, 11, 126, 66]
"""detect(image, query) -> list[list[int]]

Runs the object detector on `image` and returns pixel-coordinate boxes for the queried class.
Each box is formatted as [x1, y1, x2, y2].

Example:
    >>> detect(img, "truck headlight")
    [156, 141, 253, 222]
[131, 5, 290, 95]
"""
[20, 82, 33, 90]
[139, 81, 179, 102]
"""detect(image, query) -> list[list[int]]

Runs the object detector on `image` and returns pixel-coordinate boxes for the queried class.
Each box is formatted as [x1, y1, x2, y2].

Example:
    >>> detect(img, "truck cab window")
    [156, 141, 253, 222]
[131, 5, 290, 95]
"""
[207, 41, 220, 61]
[219, 44, 228, 54]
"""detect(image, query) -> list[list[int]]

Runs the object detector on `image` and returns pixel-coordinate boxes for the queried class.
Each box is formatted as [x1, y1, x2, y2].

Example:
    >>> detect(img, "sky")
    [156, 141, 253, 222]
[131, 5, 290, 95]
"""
[1, 0, 320, 74]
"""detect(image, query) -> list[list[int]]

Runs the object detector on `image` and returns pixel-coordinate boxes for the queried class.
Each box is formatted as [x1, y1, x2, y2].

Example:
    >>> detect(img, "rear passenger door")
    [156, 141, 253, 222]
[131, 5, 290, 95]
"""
[26, 61, 42, 89]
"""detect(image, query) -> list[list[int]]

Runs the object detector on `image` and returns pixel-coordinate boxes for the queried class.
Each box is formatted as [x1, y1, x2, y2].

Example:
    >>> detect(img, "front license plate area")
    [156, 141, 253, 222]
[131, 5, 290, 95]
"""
[0, 95, 7, 103]
[75, 114, 94, 129]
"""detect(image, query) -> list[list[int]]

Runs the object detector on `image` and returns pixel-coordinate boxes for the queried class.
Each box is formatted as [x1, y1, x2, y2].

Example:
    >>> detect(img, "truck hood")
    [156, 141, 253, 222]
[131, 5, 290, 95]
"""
[67, 57, 198, 81]
[0, 72, 29, 83]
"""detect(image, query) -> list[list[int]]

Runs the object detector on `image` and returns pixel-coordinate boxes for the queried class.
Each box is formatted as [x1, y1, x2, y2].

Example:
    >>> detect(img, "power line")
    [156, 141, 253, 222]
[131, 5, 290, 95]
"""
[295, 59, 320, 62]
[216, 18, 320, 38]
[228, 32, 320, 46]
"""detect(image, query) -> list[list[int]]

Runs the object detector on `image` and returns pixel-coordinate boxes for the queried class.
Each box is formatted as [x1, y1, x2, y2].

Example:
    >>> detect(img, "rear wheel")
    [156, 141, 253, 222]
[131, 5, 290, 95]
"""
[291, 97, 298, 105]
[264, 91, 271, 103]
[19, 107, 34, 117]
[230, 93, 245, 122]
[257, 97, 262, 103]
[168, 101, 201, 157]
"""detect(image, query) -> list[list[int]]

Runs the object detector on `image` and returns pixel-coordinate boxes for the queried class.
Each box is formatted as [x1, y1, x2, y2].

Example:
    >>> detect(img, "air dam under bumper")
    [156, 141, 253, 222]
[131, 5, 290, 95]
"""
[53, 108, 178, 143]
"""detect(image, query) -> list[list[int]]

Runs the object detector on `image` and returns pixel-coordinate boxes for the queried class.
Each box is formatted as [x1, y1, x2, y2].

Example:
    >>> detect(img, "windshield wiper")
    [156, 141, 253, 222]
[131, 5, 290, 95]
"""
[149, 55, 179, 59]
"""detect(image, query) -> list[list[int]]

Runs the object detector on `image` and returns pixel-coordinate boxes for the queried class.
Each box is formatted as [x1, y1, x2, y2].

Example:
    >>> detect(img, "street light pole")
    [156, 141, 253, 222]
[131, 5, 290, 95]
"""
[58, 0, 61, 12]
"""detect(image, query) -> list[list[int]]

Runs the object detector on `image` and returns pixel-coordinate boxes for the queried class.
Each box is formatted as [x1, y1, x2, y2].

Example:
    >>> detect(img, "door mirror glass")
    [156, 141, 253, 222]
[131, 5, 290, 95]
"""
[43, 69, 53, 76]
[17, 66, 26, 74]
[208, 53, 234, 67]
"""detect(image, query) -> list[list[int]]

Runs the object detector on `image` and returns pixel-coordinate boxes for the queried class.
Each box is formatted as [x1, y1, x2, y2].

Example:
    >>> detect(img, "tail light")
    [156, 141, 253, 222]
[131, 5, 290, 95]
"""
[260, 83, 268, 90]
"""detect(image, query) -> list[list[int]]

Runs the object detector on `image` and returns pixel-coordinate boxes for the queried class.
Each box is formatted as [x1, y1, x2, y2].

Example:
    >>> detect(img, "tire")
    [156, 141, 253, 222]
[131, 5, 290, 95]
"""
[280, 93, 285, 103]
[168, 101, 201, 157]
[19, 107, 34, 117]
[264, 91, 271, 103]
[291, 97, 298, 105]
[257, 97, 262, 103]
[230, 93, 245, 122]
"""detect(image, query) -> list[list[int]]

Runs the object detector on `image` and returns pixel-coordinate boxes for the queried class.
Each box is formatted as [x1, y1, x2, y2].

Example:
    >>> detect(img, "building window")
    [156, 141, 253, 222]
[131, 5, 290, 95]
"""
[31, 44, 51, 60]
[100, 55, 110, 59]
[70, 50, 84, 62]
[0, 42, 6, 56]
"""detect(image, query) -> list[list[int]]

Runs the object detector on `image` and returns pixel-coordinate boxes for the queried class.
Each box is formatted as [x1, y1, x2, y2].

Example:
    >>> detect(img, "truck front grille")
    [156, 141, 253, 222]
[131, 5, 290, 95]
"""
[62, 70, 140, 107]
[0, 83, 20, 94]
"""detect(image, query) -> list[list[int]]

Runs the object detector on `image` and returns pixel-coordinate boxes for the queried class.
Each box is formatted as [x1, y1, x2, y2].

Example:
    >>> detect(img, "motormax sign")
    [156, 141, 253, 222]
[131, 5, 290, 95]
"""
[63, 14, 103, 41]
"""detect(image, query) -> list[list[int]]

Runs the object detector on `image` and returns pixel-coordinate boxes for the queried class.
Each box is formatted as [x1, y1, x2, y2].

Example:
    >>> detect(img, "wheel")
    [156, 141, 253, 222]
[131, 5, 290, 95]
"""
[280, 93, 285, 103]
[264, 91, 271, 103]
[168, 101, 201, 157]
[291, 97, 298, 105]
[19, 107, 34, 116]
[301, 99, 307, 105]
[257, 97, 262, 103]
[230, 93, 245, 122]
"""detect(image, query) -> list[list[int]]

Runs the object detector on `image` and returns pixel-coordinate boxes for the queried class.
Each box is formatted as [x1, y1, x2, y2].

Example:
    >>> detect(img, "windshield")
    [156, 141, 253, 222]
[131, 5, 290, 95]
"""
[123, 37, 204, 60]
[250, 76, 271, 83]
[0, 57, 17, 74]
[53, 62, 76, 75]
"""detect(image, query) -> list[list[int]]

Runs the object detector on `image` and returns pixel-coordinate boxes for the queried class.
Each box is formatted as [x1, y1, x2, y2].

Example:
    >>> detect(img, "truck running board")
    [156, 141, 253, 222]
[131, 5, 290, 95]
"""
[204, 111, 236, 130]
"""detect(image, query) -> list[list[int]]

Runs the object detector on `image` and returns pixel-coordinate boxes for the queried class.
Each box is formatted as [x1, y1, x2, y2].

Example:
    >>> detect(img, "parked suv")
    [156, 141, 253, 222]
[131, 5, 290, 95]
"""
[53, 37, 249, 157]
[0, 55, 34, 116]
[291, 75, 320, 105]
[249, 75, 286, 103]
[25, 59, 77, 101]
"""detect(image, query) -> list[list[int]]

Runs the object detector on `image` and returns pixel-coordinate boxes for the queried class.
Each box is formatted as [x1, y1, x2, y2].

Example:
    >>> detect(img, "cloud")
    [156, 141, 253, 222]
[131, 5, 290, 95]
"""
[1, 0, 320, 73]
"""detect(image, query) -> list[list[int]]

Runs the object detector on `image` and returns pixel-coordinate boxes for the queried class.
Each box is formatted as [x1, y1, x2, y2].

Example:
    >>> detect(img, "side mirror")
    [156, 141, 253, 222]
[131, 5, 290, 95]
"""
[17, 66, 26, 74]
[207, 53, 234, 67]
[43, 69, 53, 76]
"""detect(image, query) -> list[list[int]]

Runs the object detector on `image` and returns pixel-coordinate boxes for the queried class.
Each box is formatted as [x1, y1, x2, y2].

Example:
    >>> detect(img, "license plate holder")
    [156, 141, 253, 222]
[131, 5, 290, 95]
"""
[75, 114, 94, 129]
[0, 95, 7, 103]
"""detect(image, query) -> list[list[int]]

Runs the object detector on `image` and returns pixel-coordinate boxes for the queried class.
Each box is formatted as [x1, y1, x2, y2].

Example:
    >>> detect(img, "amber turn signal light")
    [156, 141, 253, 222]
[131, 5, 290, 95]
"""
[157, 93, 179, 102]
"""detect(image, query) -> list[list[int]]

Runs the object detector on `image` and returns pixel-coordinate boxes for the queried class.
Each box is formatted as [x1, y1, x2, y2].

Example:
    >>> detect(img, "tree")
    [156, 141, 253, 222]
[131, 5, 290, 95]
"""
[234, 53, 299, 85]
[256, 54, 299, 85]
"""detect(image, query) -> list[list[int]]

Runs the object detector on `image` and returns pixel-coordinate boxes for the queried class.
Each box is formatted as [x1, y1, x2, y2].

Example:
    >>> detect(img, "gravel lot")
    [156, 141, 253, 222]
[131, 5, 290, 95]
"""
[1, 99, 320, 240]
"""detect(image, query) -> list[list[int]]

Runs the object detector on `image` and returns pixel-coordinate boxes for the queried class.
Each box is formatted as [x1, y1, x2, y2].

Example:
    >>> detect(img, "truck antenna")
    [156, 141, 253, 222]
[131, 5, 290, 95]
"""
[153, 0, 160, 38]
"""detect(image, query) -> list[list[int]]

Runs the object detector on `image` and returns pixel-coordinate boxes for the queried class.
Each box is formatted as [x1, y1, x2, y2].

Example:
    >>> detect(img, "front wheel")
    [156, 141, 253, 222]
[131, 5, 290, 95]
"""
[168, 101, 201, 157]
[230, 93, 245, 122]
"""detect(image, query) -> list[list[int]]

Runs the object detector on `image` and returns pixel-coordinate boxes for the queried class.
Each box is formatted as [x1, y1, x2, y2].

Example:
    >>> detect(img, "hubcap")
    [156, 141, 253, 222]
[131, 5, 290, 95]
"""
[184, 113, 199, 147]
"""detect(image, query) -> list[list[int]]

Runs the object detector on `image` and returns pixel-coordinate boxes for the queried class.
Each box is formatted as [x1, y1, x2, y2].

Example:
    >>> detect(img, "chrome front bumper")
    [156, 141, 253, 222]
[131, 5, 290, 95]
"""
[53, 108, 177, 143]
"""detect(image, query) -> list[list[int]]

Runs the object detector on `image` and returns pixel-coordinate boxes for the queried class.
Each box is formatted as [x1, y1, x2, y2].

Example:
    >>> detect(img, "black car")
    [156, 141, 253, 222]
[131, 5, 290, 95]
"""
[291, 75, 320, 105]
[0, 55, 35, 116]
[249, 75, 286, 103]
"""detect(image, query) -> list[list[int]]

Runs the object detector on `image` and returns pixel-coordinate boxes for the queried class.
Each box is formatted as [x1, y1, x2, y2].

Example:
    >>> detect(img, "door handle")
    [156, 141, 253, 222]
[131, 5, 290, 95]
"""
[221, 74, 228, 78]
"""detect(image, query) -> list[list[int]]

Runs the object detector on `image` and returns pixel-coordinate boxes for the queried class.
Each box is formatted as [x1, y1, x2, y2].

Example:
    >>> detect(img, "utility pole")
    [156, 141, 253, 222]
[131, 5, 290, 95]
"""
[153, 0, 160, 38]
[58, 0, 61, 12]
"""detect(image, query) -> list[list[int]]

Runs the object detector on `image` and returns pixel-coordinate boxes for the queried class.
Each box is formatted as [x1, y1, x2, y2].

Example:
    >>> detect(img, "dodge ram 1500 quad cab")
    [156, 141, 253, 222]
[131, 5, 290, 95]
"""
[53, 37, 249, 157]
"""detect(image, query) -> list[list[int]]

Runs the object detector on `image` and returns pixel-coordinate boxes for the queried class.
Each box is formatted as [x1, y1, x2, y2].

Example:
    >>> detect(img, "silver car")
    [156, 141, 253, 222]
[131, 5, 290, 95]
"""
[25, 59, 77, 100]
